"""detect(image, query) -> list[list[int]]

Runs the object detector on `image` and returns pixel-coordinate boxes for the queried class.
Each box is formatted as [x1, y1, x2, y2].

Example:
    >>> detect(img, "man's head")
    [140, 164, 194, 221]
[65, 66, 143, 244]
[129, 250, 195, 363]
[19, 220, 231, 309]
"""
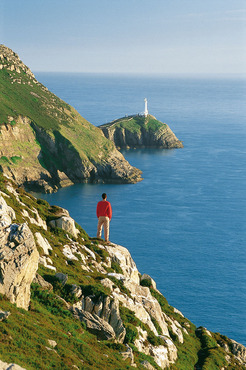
[102, 193, 107, 200]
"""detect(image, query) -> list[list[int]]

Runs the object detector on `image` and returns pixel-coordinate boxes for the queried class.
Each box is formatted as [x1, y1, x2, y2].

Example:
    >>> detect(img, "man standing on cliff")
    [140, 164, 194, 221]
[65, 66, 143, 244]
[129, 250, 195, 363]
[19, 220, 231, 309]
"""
[96, 193, 112, 242]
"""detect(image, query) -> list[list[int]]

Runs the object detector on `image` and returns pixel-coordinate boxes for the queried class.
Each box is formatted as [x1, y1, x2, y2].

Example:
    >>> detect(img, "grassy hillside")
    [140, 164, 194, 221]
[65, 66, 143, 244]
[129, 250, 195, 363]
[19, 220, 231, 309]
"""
[0, 173, 244, 369]
[0, 45, 142, 189]
[0, 64, 114, 163]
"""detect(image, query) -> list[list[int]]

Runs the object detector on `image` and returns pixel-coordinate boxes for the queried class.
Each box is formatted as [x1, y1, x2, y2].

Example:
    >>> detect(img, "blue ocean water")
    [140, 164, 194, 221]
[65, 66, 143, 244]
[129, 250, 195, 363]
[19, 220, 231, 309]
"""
[35, 72, 246, 345]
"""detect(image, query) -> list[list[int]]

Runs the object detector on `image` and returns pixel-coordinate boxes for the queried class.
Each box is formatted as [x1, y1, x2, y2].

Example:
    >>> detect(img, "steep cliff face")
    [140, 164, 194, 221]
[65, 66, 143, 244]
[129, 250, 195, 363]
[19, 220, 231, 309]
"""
[0, 45, 142, 192]
[0, 174, 245, 370]
[100, 115, 183, 149]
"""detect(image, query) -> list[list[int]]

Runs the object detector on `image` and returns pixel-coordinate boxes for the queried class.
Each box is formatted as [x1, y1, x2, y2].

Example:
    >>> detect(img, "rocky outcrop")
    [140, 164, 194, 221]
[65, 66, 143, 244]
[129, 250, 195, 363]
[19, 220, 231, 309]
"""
[0, 45, 142, 192]
[0, 178, 245, 369]
[35, 232, 52, 255]
[0, 45, 34, 78]
[0, 196, 39, 310]
[0, 360, 26, 370]
[71, 295, 126, 343]
[49, 215, 80, 238]
[72, 305, 117, 341]
[0, 310, 10, 321]
[104, 243, 140, 284]
[32, 273, 53, 291]
[230, 340, 246, 365]
[100, 115, 183, 149]
[99, 243, 179, 367]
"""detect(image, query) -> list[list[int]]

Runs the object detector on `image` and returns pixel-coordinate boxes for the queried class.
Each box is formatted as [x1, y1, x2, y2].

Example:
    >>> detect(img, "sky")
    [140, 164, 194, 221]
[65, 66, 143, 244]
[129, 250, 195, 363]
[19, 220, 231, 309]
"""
[1, 0, 246, 74]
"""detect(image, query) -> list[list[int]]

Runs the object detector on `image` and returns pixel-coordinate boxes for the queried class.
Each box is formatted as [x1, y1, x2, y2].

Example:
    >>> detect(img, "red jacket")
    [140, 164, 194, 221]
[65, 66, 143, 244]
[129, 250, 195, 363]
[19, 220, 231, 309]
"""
[96, 200, 112, 220]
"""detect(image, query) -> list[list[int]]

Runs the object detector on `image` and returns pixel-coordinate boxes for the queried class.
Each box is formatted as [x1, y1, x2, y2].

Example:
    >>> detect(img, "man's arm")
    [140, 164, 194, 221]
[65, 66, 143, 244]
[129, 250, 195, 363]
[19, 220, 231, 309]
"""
[108, 202, 112, 220]
[96, 202, 99, 218]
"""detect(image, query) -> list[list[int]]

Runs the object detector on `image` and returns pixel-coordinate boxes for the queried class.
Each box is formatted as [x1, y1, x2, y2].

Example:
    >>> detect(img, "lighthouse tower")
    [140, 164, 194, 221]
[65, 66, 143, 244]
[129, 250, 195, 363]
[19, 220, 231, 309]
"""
[144, 98, 148, 117]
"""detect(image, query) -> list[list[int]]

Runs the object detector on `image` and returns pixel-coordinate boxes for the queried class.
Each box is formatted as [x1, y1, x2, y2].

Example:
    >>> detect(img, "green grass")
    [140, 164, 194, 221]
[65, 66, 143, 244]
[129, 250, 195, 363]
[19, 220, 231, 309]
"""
[0, 175, 241, 370]
[119, 306, 166, 348]
[102, 115, 165, 135]
[0, 291, 137, 370]
[169, 331, 200, 370]
[0, 67, 122, 178]
[10, 156, 22, 164]
[0, 156, 11, 165]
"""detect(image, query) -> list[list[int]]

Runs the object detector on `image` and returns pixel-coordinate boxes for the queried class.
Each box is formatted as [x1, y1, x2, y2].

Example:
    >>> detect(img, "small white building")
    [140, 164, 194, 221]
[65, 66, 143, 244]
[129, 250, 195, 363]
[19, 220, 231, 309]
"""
[144, 98, 148, 117]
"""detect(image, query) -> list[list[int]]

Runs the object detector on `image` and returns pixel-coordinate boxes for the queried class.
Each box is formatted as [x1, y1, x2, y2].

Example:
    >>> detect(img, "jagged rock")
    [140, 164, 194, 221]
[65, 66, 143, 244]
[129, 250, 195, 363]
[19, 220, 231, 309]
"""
[0, 310, 10, 321]
[100, 278, 116, 292]
[0, 223, 39, 310]
[173, 307, 184, 317]
[0, 196, 15, 227]
[38, 256, 56, 271]
[71, 306, 115, 341]
[80, 245, 96, 260]
[57, 170, 73, 187]
[102, 297, 126, 343]
[0, 360, 26, 370]
[51, 207, 69, 218]
[55, 273, 68, 286]
[22, 209, 47, 230]
[135, 327, 177, 368]
[103, 243, 139, 284]
[83, 296, 95, 313]
[149, 341, 177, 368]
[91, 260, 107, 274]
[72, 296, 126, 343]
[230, 339, 246, 364]
[32, 273, 53, 291]
[35, 232, 52, 255]
[164, 314, 184, 343]
[62, 245, 79, 260]
[49, 216, 79, 238]
[47, 339, 57, 348]
[70, 284, 83, 299]
[117, 279, 170, 337]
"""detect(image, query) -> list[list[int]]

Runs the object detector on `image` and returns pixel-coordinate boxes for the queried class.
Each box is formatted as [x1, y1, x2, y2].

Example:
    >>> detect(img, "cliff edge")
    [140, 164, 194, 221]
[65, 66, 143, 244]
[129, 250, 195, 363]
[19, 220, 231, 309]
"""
[0, 174, 245, 369]
[99, 114, 183, 149]
[0, 45, 142, 192]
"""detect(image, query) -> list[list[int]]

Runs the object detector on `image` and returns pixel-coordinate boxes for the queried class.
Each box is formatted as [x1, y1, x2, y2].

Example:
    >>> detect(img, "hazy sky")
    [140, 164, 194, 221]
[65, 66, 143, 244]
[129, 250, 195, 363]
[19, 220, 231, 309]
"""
[1, 0, 246, 74]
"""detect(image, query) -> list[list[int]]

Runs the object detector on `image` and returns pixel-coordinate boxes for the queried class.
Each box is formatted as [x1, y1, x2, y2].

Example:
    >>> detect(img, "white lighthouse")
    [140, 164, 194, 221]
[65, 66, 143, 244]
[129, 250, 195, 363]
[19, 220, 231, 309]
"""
[144, 98, 148, 117]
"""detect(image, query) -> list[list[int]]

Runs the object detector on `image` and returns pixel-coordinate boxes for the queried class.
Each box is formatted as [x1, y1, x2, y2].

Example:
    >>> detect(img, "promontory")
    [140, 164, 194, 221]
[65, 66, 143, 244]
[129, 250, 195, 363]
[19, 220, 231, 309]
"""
[99, 114, 183, 149]
[0, 45, 142, 193]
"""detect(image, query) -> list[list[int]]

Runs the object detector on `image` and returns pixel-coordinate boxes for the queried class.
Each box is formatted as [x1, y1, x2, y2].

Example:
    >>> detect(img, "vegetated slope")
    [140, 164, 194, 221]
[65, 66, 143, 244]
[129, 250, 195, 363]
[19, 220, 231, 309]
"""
[0, 174, 245, 370]
[99, 114, 183, 149]
[0, 45, 142, 192]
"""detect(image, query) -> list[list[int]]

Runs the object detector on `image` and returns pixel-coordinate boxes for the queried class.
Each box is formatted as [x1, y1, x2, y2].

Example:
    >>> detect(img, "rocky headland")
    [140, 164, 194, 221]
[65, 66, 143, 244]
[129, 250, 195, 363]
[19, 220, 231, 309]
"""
[99, 115, 183, 149]
[0, 45, 142, 193]
[0, 173, 245, 369]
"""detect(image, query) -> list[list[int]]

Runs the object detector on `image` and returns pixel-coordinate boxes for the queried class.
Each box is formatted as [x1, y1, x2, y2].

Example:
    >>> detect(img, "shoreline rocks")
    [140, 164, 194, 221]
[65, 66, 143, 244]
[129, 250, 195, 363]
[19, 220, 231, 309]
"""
[100, 114, 183, 150]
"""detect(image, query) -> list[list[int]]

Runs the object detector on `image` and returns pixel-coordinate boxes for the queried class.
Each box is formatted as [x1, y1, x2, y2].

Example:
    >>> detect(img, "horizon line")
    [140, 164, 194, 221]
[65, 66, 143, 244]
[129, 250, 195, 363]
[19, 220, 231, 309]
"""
[33, 71, 246, 78]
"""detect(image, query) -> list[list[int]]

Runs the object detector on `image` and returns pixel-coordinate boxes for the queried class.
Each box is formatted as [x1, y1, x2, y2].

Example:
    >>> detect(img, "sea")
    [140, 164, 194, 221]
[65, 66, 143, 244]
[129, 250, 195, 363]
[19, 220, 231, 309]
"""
[35, 72, 246, 346]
